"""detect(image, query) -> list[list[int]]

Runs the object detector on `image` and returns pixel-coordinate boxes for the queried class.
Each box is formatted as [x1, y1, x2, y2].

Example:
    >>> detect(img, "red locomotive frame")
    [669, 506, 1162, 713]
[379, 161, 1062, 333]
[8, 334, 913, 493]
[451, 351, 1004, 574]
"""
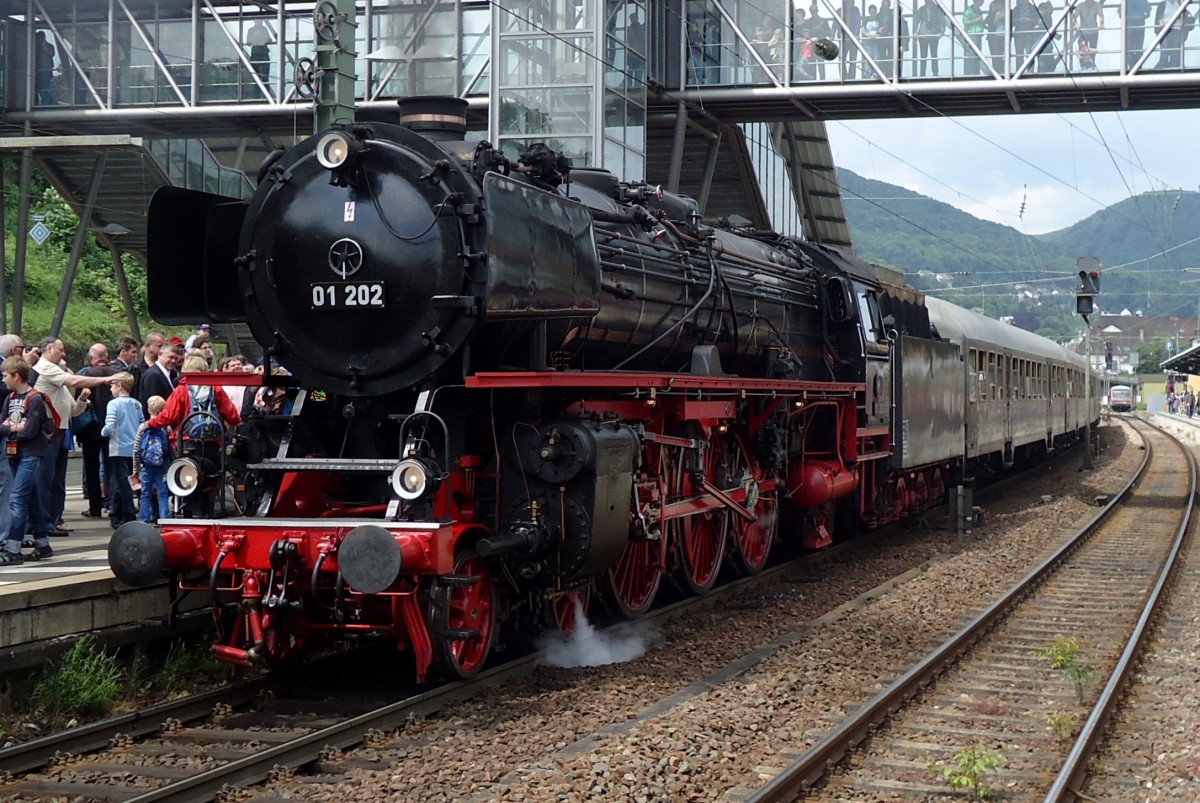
[142, 368, 953, 682]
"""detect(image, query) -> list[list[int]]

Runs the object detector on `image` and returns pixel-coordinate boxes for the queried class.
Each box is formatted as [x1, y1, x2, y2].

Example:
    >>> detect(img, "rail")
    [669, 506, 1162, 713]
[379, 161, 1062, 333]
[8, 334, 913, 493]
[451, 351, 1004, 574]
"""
[1044, 419, 1198, 801]
[747, 419, 1175, 801]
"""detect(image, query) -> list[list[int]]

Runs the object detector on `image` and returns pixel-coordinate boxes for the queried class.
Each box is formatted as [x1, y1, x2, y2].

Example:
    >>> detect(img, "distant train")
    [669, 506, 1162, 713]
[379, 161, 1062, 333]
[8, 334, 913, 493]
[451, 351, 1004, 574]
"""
[109, 97, 1102, 682]
[1109, 384, 1134, 413]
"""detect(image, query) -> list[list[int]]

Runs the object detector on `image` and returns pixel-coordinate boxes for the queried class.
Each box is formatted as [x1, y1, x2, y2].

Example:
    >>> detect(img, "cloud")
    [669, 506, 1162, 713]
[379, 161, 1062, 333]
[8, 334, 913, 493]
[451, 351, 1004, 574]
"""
[829, 109, 1200, 234]
[959, 185, 1104, 234]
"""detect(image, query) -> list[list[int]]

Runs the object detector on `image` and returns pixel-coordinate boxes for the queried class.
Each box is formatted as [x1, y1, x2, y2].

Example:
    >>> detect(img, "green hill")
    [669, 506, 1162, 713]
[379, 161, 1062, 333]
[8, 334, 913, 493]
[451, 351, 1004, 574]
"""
[1039, 190, 1200, 317]
[838, 168, 1200, 334]
[839, 168, 1075, 287]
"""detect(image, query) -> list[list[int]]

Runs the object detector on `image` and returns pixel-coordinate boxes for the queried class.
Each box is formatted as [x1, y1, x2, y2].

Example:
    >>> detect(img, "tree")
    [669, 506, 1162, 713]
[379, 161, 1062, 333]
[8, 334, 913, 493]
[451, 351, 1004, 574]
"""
[1137, 336, 1171, 372]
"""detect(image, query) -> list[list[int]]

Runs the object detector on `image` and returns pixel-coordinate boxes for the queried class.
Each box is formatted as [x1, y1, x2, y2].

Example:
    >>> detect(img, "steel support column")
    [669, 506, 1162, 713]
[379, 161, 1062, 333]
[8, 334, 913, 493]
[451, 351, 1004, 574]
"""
[667, 101, 687, 193]
[107, 239, 140, 343]
[12, 149, 34, 334]
[50, 151, 108, 339]
[697, 128, 723, 214]
[314, 0, 358, 131]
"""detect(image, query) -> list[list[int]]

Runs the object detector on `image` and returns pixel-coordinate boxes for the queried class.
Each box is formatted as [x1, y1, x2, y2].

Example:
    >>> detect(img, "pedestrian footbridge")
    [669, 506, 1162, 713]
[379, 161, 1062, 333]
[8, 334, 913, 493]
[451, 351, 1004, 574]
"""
[1, 0, 1197, 334]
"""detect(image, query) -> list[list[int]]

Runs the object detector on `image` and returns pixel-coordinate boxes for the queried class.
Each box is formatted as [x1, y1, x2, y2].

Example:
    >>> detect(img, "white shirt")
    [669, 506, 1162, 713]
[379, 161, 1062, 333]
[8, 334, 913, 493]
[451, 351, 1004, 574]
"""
[33, 358, 74, 431]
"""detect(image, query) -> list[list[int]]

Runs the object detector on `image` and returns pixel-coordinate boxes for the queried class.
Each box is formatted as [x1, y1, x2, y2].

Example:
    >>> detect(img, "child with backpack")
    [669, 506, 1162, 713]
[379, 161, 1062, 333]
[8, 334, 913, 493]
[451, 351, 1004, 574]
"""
[101, 374, 145, 529]
[133, 395, 172, 525]
[148, 351, 242, 516]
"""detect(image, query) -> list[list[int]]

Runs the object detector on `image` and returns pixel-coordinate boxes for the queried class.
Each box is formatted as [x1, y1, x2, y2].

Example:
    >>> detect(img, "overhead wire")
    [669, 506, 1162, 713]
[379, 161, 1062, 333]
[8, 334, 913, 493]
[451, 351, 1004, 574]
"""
[493, 0, 1198, 303]
[659, 0, 1172, 271]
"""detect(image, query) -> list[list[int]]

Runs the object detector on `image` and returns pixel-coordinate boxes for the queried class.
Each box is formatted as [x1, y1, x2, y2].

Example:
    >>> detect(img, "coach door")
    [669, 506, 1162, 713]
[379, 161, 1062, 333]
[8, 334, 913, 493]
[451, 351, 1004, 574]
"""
[1055, 365, 1068, 441]
[1004, 351, 1014, 462]
[966, 347, 979, 455]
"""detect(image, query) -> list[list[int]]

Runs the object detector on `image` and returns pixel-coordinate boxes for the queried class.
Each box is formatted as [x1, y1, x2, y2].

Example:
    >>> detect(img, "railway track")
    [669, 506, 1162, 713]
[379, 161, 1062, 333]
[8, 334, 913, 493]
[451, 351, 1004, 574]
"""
[0, 520, 904, 802]
[0, 437, 1101, 802]
[748, 418, 1194, 801]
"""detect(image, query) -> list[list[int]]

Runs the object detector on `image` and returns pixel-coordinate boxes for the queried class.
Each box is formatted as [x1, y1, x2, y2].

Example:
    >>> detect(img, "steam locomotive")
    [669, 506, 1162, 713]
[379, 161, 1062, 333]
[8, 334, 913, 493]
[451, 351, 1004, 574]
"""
[109, 97, 1098, 681]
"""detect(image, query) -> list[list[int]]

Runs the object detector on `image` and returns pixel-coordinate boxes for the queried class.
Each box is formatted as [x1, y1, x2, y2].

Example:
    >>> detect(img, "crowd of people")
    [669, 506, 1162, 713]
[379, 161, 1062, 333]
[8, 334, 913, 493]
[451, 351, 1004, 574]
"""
[690, 0, 1193, 84]
[0, 325, 256, 567]
[1167, 384, 1196, 415]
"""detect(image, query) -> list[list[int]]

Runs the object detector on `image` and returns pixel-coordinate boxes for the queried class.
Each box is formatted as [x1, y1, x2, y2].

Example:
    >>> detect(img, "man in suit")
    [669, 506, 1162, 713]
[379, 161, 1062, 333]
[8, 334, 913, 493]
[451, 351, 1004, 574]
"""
[111, 337, 138, 372]
[134, 332, 165, 408]
[139, 342, 182, 414]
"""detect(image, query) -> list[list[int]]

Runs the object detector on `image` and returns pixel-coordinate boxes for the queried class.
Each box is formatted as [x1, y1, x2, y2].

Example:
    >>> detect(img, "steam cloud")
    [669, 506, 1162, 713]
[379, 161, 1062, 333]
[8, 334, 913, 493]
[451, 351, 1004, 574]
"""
[537, 600, 653, 668]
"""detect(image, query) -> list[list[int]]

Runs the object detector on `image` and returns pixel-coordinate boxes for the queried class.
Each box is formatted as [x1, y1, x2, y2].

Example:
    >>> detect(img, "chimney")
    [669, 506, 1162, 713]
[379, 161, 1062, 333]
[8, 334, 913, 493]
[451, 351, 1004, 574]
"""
[397, 96, 468, 142]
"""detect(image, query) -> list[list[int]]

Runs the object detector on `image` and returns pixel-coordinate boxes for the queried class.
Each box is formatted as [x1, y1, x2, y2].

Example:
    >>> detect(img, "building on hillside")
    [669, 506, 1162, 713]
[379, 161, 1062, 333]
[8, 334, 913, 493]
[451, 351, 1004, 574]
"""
[1089, 314, 1197, 373]
[1095, 314, 1196, 353]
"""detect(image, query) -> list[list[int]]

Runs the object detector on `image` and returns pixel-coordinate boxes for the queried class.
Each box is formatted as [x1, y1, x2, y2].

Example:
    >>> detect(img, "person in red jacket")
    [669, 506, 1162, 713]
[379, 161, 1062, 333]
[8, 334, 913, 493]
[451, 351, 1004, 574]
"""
[147, 351, 242, 516]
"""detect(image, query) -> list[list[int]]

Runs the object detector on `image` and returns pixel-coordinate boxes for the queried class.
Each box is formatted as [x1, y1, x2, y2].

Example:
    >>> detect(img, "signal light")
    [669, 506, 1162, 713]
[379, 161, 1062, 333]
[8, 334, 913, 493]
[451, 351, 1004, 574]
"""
[1075, 259, 1101, 318]
[1077, 269, 1101, 295]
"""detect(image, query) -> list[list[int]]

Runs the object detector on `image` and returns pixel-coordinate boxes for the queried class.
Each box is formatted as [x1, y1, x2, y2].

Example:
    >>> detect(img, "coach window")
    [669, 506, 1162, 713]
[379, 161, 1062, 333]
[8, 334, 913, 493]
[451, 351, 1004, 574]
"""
[971, 348, 986, 400]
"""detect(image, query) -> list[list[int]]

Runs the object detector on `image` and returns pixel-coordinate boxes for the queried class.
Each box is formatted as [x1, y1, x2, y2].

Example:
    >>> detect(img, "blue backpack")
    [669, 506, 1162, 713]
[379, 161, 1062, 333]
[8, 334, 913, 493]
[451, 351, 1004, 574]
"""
[182, 386, 222, 442]
[139, 427, 169, 467]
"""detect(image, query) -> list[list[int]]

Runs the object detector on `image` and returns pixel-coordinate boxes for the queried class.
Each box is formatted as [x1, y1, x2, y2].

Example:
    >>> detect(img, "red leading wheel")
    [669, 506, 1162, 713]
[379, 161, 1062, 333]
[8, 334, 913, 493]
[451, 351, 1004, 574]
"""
[430, 550, 497, 679]
[677, 433, 729, 595]
[545, 584, 592, 636]
[601, 443, 671, 618]
[727, 436, 778, 575]
[604, 538, 660, 618]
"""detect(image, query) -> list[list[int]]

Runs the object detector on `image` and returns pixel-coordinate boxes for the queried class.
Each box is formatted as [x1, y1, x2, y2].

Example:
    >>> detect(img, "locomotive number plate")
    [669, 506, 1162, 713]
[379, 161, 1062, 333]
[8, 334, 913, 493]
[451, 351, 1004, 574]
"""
[310, 282, 385, 309]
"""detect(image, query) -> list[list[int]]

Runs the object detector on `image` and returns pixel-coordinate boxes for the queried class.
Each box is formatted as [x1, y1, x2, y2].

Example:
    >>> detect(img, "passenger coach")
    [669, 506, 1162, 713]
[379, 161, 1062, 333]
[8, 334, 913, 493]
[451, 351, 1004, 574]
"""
[925, 297, 1096, 470]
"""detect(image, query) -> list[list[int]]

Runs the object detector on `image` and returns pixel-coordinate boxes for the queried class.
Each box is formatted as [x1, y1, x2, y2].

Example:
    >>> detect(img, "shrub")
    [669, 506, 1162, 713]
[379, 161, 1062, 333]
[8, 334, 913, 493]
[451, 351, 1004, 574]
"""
[930, 745, 1006, 799]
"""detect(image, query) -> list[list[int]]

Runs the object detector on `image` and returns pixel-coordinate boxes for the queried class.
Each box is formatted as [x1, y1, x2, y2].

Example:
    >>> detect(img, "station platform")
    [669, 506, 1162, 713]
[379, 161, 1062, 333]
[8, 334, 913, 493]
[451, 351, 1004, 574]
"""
[0, 499, 115, 587]
[0, 453, 202, 670]
[1147, 411, 1200, 445]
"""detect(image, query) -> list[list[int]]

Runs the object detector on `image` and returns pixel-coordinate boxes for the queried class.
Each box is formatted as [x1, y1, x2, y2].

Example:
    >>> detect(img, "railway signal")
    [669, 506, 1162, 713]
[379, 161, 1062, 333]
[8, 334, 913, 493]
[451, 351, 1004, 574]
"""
[1076, 257, 1101, 319]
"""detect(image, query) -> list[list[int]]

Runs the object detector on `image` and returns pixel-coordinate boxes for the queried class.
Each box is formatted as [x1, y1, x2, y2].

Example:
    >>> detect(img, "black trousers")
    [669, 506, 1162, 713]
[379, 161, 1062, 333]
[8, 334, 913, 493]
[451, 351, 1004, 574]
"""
[81, 436, 109, 516]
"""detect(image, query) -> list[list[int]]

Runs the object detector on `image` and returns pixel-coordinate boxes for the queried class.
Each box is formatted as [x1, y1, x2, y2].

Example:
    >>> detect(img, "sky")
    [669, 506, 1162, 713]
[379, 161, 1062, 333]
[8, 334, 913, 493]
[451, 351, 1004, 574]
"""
[826, 108, 1199, 235]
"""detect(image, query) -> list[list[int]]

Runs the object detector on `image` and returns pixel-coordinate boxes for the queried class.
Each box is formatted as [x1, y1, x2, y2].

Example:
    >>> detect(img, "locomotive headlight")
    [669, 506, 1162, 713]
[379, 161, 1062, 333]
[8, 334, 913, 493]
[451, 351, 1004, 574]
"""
[316, 130, 356, 171]
[391, 457, 442, 501]
[166, 457, 203, 498]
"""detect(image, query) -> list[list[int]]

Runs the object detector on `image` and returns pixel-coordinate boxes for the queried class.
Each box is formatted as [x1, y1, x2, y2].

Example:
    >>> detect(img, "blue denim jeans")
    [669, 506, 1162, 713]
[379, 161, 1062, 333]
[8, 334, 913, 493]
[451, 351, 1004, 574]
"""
[139, 465, 170, 523]
[6, 455, 49, 553]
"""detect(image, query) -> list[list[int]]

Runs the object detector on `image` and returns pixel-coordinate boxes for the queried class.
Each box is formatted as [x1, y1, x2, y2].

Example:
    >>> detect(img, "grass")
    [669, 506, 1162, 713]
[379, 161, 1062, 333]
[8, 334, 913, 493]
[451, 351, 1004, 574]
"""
[0, 636, 234, 742]
[31, 636, 125, 722]
[145, 640, 230, 696]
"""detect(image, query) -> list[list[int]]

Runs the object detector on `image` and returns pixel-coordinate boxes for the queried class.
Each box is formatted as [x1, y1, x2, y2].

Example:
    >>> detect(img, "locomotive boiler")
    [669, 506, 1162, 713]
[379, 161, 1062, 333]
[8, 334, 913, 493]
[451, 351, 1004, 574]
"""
[110, 97, 1098, 680]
